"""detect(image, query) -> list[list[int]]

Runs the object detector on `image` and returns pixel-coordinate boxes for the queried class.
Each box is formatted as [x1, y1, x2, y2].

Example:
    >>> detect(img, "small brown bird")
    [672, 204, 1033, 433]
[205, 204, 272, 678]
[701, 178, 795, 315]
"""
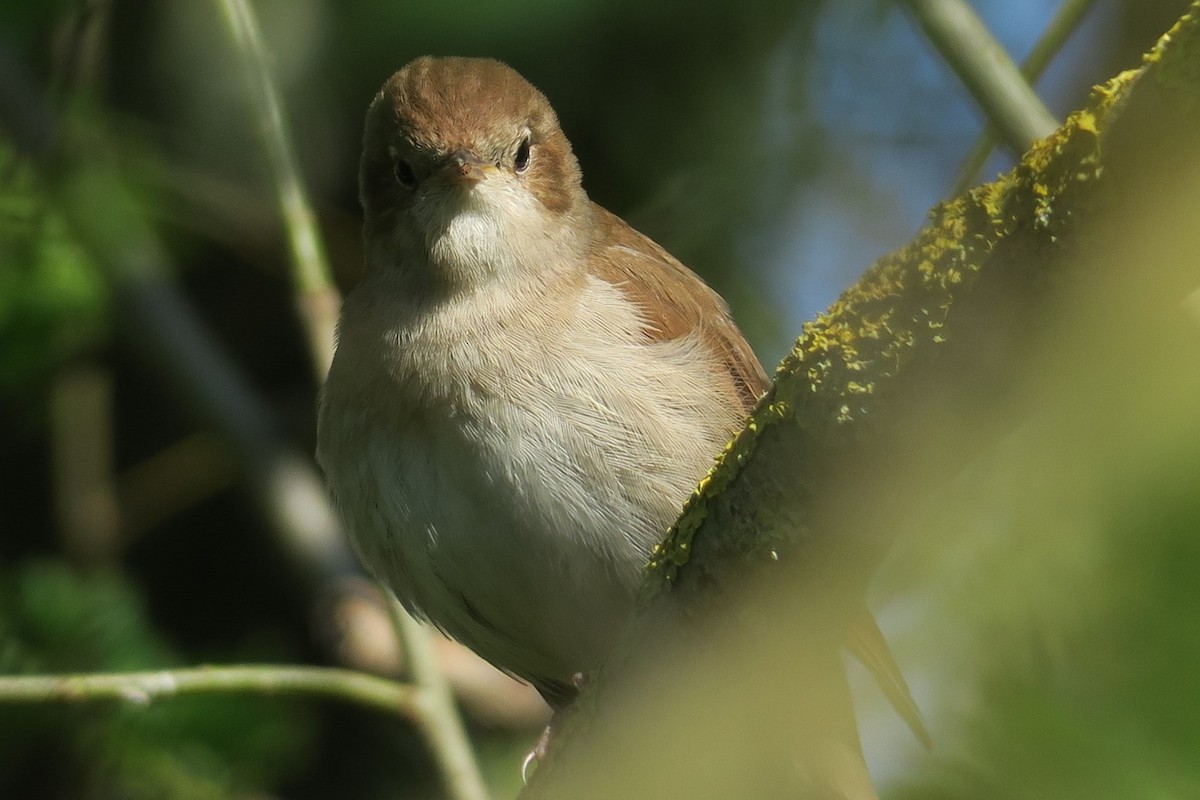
[317, 56, 927, 746]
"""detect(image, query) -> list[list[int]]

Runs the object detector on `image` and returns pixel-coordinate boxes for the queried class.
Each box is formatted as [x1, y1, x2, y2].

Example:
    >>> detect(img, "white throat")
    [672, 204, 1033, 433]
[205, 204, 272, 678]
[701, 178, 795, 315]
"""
[418, 177, 567, 289]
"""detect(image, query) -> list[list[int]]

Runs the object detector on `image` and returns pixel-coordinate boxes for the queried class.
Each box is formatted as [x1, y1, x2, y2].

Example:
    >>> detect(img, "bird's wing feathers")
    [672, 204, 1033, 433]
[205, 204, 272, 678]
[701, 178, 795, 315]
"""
[585, 203, 768, 415]
[585, 202, 929, 750]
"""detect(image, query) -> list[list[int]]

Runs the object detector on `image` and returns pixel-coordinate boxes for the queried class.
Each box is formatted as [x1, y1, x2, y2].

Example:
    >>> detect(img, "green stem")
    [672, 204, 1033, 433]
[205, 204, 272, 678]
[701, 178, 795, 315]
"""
[387, 597, 493, 800]
[951, 0, 1099, 195]
[902, 0, 1059, 155]
[0, 665, 420, 717]
[214, 0, 340, 380]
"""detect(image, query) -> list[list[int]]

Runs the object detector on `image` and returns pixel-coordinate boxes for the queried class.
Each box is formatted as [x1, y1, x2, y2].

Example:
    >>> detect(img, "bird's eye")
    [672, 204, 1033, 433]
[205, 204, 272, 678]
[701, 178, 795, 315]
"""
[394, 158, 417, 188]
[514, 137, 531, 173]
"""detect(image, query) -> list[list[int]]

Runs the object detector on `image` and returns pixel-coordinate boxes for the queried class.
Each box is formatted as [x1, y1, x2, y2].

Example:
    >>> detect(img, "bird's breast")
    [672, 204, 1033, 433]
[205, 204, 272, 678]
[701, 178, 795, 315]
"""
[317, 274, 741, 687]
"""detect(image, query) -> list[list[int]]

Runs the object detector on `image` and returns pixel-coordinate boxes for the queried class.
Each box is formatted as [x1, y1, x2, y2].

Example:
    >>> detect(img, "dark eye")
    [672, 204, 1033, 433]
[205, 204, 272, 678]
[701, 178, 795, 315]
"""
[514, 137, 531, 173]
[394, 158, 417, 188]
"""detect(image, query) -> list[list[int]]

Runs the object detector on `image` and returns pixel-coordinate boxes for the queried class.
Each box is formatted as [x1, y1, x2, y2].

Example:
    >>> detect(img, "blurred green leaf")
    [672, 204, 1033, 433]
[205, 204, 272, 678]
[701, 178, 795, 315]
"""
[0, 142, 108, 399]
[0, 560, 315, 798]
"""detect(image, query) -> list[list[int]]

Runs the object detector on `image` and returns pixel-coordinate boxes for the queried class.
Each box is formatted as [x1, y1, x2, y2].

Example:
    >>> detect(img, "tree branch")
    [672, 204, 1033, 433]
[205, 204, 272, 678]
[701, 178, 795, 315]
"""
[387, 598, 492, 800]
[214, 0, 339, 381]
[902, 0, 1060, 154]
[951, 0, 1101, 195]
[0, 665, 420, 717]
[210, 4, 490, 795]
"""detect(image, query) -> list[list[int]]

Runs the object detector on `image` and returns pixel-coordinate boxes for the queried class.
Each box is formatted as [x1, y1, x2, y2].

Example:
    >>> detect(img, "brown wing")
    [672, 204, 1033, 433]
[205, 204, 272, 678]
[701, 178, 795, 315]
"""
[586, 203, 768, 414]
[588, 206, 929, 751]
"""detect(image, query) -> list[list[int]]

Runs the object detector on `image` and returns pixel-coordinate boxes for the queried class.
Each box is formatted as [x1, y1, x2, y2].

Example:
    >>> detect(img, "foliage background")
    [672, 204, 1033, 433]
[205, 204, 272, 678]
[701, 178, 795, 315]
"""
[0, 0, 1195, 798]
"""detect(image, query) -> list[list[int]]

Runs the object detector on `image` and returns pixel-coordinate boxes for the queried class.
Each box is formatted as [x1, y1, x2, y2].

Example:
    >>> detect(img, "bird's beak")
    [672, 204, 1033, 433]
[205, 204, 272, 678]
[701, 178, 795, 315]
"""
[439, 149, 493, 185]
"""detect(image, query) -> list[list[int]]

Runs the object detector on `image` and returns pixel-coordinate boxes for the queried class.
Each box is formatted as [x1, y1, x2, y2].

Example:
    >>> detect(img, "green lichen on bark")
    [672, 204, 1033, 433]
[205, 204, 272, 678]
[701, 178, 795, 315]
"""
[1144, 4, 1200, 98]
[645, 1, 1200, 601]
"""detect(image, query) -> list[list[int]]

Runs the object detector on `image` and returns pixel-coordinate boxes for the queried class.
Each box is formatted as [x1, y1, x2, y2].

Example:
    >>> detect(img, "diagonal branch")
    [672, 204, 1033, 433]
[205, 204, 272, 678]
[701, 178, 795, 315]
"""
[902, 0, 1059, 154]
[214, 0, 339, 381]
[952, 0, 1101, 195]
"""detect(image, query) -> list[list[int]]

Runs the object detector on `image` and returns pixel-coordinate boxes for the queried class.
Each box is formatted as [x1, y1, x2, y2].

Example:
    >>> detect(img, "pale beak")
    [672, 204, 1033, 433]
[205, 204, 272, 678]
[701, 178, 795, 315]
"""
[439, 149, 492, 185]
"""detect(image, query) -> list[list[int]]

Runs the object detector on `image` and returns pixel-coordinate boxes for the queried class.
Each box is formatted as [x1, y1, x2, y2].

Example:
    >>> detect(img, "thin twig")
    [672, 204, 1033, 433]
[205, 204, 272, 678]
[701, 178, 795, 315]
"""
[50, 365, 121, 566]
[902, 0, 1059, 155]
[214, 0, 340, 380]
[0, 44, 354, 587]
[388, 597, 493, 800]
[0, 665, 421, 718]
[0, 45, 375, 772]
[211, 5, 491, 796]
[951, 0, 1099, 195]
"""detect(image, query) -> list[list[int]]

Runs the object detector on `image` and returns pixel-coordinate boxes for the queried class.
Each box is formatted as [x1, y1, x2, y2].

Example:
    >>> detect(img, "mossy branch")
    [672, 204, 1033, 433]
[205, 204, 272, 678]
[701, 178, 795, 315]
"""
[524, 3, 1200, 795]
[650, 0, 1200, 606]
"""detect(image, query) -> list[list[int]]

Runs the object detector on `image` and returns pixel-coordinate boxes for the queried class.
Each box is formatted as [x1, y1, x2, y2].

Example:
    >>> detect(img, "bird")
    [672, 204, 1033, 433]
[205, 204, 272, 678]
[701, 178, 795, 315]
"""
[316, 55, 928, 749]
